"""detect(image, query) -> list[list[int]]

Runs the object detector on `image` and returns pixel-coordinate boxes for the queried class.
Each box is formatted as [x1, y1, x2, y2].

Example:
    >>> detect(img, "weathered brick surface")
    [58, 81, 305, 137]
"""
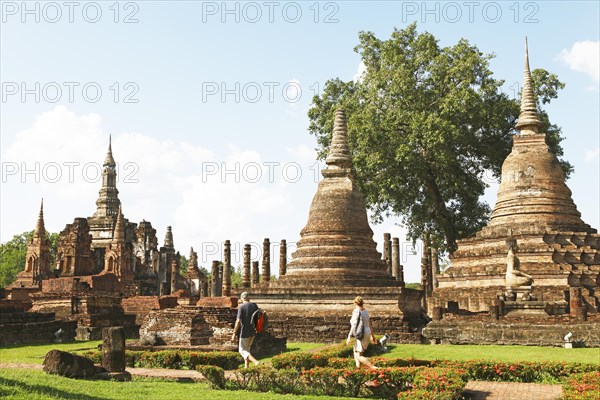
[0, 309, 76, 346]
[423, 315, 600, 346]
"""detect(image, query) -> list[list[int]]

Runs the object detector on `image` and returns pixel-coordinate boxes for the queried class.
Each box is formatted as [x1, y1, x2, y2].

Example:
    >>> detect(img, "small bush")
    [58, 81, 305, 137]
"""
[562, 371, 600, 400]
[397, 389, 457, 399]
[76, 349, 241, 370]
[301, 367, 346, 397]
[271, 352, 328, 371]
[412, 367, 466, 399]
[196, 365, 226, 389]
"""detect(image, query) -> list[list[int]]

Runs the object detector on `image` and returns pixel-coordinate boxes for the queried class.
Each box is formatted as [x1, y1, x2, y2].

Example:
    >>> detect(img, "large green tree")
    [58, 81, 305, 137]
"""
[308, 24, 568, 252]
[0, 231, 59, 287]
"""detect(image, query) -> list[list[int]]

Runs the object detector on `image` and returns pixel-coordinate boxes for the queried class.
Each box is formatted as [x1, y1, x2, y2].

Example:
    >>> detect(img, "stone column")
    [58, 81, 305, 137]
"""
[211, 260, 219, 297]
[217, 263, 223, 297]
[251, 261, 260, 286]
[222, 240, 232, 296]
[102, 326, 125, 372]
[243, 244, 251, 288]
[432, 247, 440, 289]
[383, 233, 392, 275]
[201, 281, 208, 298]
[279, 239, 287, 277]
[170, 257, 178, 295]
[392, 237, 400, 279]
[422, 232, 433, 297]
[262, 238, 270, 283]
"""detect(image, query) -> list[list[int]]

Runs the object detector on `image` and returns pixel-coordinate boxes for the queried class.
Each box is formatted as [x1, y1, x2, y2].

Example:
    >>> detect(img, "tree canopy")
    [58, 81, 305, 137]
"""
[0, 231, 59, 287]
[308, 24, 569, 252]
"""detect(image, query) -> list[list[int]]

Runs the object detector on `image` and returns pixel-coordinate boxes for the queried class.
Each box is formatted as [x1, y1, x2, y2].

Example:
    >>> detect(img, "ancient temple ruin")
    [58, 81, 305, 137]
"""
[424, 40, 600, 346]
[250, 109, 425, 343]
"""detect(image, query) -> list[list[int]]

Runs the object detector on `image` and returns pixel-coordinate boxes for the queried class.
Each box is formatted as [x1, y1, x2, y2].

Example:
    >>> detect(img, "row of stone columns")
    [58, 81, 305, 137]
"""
[382, 233, 405, 285]
[203, 238, 288, 295]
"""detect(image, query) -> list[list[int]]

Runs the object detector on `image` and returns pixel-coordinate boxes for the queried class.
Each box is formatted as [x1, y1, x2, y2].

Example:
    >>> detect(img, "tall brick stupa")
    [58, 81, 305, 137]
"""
[431, 40, 599, 313]
[250, 110, 424, 343]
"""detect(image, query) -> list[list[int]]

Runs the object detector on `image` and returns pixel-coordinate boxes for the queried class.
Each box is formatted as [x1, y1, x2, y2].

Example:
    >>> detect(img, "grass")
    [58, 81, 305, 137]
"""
[381, 343, 600, 365]
[0, 342, 101, 365]
[0, 368, 355, 400]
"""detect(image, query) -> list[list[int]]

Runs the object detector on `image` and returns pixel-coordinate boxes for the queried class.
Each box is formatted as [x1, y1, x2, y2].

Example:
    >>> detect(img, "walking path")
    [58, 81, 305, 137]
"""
[0, 363, 564, 399]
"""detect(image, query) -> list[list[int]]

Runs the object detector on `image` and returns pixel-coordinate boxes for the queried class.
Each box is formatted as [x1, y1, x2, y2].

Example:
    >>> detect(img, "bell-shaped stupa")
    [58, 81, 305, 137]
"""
[431, 40, 599, 313]
[280, 109, 395, 286]
[486, 38, 593, 235]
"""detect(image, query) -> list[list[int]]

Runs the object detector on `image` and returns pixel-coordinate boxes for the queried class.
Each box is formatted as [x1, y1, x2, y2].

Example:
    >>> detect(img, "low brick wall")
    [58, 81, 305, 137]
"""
[0, 310, 76, 346]
[423, 319, 600, 347]
[268, 313, 423, 344]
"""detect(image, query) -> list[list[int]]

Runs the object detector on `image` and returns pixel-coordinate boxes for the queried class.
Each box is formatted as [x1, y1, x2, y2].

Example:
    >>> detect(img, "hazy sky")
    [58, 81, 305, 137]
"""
[1, 1, 598, 283]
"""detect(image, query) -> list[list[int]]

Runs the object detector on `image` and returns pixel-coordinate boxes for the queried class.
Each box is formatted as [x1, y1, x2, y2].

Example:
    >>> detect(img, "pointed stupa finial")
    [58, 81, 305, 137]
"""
[113, 205, 125, 242]
[104, 134, 116, 166]
[34, 198, 46, 238]
[164, 226, 174, 248]
[515, 37, 543, 134]
[325, 108, 353, 169]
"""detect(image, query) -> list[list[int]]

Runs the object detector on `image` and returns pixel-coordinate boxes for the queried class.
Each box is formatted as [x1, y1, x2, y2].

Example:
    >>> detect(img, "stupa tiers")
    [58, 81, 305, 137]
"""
[277, 109, 397, 286]
[431, 40, 600, 313]
[251, 110, 424, 343]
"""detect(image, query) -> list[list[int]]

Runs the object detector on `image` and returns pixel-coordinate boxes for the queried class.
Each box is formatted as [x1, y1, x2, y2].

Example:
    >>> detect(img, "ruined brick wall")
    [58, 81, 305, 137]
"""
[0, 310, 76, 346]
[429, 285, 576, 314]
[267, 313, 423, 344]
[122, 296, 178, 325]
[423, 317, 600, 347]
[29, 293, 138, 340]
[138, 309, 213, 346]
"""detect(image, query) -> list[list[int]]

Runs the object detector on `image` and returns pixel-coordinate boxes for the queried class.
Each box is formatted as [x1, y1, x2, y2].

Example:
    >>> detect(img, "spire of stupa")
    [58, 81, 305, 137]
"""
[325, 109, 353, 169]
[94, 135, 120, 217]
[113, 206, 125, 242]
[104, 134, 116, 166]
[515, 38, 543, 134]
[34, 199, 45, 238]
[164, 226, 174, 248]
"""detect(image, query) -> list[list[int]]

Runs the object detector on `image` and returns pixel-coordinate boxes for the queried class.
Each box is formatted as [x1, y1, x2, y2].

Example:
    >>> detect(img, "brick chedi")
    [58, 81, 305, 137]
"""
[275, 109, 397, 287]
[250, 109, 424, 344]
[431, 40, 599, 314]
[10, 200, 51, 289]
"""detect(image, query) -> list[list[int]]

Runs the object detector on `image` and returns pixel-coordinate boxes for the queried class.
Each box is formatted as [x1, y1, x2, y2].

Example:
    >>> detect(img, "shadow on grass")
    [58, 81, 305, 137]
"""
[0, 377, 109, 400]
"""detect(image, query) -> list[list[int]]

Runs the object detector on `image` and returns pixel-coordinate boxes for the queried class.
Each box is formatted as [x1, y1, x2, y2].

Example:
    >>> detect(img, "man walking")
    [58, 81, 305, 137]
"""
[231, 291, 260, 368]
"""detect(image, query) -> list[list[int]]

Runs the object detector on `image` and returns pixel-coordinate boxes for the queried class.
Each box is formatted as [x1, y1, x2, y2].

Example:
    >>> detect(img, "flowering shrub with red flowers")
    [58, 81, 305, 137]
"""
[411, 367, 467, 399]
[562, 371, 600, 400]
[397, 388, 458, 399]
[436, 360, 599, 383]
[301, 367, 347, 396]
[270, 351, 328, 370]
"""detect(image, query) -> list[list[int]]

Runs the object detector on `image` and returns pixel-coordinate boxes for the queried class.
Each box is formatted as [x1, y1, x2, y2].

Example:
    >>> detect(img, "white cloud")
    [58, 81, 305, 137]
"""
[353, 61, 366, 83]
[558, 41, 600, 83]
[0, 107, 303, 269]
[585, 147, 600, 162]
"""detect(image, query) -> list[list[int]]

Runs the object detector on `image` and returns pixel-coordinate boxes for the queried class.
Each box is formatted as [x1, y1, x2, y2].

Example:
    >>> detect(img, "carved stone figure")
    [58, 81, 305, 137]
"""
[505, 238, 533, 289]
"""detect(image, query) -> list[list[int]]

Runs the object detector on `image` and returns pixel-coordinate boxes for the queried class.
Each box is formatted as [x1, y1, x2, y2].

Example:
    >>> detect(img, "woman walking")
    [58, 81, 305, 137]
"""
[346, 296, 378, 369]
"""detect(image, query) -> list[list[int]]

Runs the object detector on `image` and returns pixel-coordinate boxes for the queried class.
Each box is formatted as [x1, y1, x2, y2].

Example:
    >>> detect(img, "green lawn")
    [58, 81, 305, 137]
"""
[0, 369, 355, 400]
[0, 342, 101, 365]
[381, 343, 600, 365]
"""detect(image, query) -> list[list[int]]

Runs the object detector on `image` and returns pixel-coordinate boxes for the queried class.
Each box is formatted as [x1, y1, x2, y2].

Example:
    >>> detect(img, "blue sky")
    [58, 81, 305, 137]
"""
[1, 1, 599, 282]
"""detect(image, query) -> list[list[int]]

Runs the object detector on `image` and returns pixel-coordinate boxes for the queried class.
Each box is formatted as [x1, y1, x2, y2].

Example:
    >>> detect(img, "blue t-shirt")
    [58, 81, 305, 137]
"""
[237, 301, 259, 338]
